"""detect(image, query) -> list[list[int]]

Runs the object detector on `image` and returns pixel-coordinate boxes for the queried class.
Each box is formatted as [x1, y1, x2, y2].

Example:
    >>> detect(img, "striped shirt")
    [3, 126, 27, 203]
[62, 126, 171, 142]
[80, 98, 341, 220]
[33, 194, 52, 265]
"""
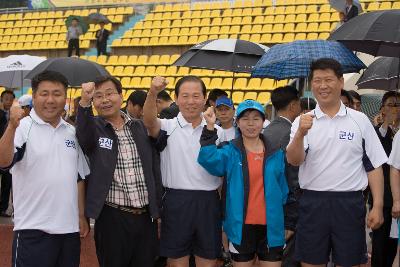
[106, 114, 148, 207]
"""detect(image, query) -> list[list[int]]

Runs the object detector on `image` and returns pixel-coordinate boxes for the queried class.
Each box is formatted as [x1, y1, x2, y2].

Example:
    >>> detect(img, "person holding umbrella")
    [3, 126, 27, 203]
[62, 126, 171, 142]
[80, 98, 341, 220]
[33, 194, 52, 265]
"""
[344, 0, 358, 22]
[287, 58, 386, 267]
[96, 22, 110, 56]
[67, 18, 83, 57]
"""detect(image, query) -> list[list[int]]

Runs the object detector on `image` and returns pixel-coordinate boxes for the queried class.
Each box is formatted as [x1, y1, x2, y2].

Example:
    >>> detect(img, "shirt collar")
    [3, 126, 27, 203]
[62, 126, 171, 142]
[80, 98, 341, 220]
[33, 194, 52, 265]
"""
[278, 116, 292, 125]
[177, 112, 206, 128]
[29, 108, 67, 128]
[314, 101, 347, 119]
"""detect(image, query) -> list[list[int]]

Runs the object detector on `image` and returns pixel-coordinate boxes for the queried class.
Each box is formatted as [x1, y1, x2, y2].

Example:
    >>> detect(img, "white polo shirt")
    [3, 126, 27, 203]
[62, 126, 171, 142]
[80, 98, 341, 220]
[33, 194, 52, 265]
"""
[10, 109, 89, 234]
[289, 102, 387, 191]
[388, 131, 400, 170]
[159, 112, 226, 190]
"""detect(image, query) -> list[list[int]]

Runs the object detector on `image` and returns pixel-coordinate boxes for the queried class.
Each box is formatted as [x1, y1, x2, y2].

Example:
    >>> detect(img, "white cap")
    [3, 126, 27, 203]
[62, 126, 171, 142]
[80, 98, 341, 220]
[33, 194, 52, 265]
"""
[18, 94, 32, 107]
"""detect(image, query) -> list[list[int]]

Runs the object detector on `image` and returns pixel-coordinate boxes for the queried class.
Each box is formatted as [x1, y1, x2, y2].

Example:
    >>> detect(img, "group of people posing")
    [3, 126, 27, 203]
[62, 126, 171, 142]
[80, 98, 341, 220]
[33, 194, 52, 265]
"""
[0, 57, 398, 267]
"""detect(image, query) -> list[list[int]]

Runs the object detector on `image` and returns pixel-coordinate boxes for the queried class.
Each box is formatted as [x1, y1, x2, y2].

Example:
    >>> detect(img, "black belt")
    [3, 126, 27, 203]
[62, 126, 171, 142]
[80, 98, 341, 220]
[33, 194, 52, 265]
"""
[105, 202, 147, 215]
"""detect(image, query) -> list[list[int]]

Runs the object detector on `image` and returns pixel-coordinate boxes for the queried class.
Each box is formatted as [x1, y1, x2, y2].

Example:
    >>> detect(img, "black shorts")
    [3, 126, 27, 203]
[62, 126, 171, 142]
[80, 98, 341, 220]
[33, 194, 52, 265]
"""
[160, 188, 222, 260]
[295, 190, 368, 266]
[12, 230, 80, 267]
[229, 224, 283, 262]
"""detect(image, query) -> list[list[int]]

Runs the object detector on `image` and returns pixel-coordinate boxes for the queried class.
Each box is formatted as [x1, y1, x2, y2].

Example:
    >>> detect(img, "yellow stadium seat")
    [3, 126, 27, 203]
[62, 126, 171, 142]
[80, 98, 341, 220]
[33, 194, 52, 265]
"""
[307, 33, 319, 40]
[285, 14, 295, 23]
[234, 78, 247, 90]
[159, 28, 169, 36]
[154, 5, 164, 12]
[274, 15, 285, 23]
[188, 35, 198, 44]
[212, 17, 222, 26]
[295, 23, 307, 32]
[262, 24, 272, 33]
[123, 66, 134, 77]
[117, 75, 131, 88]
[295, 14, 307, 23]
[257, 92, 271, 104]
[271, 33, 283, 43]
[283, 23, 295, 32]
[168, 36, 178, 45]
[176, 67, 189, 76]
[158, 55, 170, 65]
[121, 38, 131, 47]
[295, 32, 307, 40]
[232, 92, 244, 104]
[105, 66, 114, 75]
[250, 34, 261, 43]
[140, 77, 152, 88]
[230, 26, 241, 34]
[170, 55, 180, 64]
[242, 25, 252, 34]
[306, 5, 318, 13]
[145, 66, 156, 76]
[275, 6, 286, 15]
[283, 33, 295, 42]
[254, 16, 264, 25]
[246, 79, 261, 90]
[131, 77, 142, 89]
[242, 16, 252, 25]
[114, 66, 125, 76]
[130, 38, 140, 46]
[231, 17, 242, 25]
[221, 78, 234, 90]
[244, 92, 257, 100]
[272, 24, 284, 33]
[148, 55, 160, 65]
[221, 17, 232, 25]
[154, 66, 166, 76]
[125, 6, 134, 14]
[308, 13, 319, 22]
[240, 34, 251, 41]
[181, 19, 190, 27]
[219, 34, 229, 39]
[319, 32, 330, 40]
[393, 2, 400, 9]
[306, 23, 319, 32]
[111, 39, 121, 47]
[137, 55, 148, 65]
[260, 79, 274, 90]
[209, 78, 223, 89]
[285, 6, 296, 14]
[367, 2, 379, 11]
[139, 37, 150, 46]
[170, 28, 179, 36]
[134, 66, 146, 76]
[319, 13, 331, 22]
[260, 33, 271, 43]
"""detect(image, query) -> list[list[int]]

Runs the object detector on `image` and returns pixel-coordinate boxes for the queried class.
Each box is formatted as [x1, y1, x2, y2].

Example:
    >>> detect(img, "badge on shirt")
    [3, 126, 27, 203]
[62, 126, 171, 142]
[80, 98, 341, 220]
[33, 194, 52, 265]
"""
[65, 139, 76, 149]
[99, 137, 113, 150]
[339, 130, 355, 141]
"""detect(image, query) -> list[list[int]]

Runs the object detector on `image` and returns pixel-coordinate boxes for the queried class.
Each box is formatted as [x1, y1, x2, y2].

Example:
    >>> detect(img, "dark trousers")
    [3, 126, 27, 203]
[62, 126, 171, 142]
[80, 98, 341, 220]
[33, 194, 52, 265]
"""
[0, 170, 11, 212]
[96, 41, 107, 56]
[68, 39, 80, 57]
[95, 205, 158, 267]
[371, 207, 398, 267]
[12, 230, 80, 267]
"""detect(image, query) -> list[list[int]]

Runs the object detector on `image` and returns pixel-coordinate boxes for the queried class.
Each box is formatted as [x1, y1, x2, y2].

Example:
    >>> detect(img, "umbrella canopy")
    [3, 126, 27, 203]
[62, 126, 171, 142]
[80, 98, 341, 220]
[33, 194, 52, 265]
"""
[86, 13, 111, 24]
[328, 10, 400, 57]
[251, 40, 366, 80]
[25, 57, 109, 87]
[329, 0, 363, 13]
[356, 57, 400, 91]
[65, 15, 88, 35]
[0, 55, 45, 89]
[173, 39, 269, 73]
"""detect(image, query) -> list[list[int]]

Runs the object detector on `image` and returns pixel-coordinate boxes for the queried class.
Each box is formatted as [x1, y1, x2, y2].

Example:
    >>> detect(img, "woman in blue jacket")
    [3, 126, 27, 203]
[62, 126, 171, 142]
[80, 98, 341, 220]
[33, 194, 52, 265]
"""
[198, 100, 288, 267]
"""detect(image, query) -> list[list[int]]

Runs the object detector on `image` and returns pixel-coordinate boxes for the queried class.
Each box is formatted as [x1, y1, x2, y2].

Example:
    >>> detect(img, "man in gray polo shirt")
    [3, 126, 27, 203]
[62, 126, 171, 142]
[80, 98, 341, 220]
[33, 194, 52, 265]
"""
[144, 75, 225, 267]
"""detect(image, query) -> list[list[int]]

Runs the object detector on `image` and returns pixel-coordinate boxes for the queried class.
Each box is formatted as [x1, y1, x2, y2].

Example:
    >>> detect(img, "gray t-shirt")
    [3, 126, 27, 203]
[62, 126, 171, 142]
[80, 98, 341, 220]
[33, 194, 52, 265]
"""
[67, 26, 82, 40]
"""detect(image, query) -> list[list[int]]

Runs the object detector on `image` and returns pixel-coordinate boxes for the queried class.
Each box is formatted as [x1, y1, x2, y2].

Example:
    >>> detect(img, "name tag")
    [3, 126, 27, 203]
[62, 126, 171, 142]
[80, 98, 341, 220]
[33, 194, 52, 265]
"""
[65, 139, 76, 149]
[339, 131, 355, 141]
[99, 137, 113, 150]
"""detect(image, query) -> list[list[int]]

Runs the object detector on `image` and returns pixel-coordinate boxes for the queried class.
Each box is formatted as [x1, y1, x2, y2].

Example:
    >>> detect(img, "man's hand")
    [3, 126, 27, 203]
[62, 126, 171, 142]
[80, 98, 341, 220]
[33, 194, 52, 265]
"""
[203, 107, 216, 130]
[367, 207, 384, 230]
[80, 82, 95, 107]
[79, 216, 90, 238]
[150, 76, 168, 95]
[9, 104, 26, 129]
[297, 114, 314, 137]
[285, 230, 294, 241]
[392, 201, 400, 218]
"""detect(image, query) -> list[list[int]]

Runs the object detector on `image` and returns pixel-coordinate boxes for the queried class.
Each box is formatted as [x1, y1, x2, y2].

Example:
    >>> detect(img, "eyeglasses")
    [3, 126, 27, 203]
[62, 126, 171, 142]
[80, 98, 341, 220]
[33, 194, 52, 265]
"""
[385, 103, 400, 108]
[93, 91, 119, 101]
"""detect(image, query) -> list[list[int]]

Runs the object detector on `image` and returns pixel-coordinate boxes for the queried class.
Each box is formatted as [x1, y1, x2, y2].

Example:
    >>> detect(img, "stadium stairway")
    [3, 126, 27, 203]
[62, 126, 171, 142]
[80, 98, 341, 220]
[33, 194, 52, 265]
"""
[85, 13, 145, 56]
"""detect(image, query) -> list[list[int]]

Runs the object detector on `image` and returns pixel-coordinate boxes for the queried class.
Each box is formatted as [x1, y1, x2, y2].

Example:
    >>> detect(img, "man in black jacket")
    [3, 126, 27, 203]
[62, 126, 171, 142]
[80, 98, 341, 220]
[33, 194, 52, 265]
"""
[344, 0, 358, 22]
[370, 91, 400, 267]
[263, 86, 301, 267]
[76, 76, 163, 267]
[95, 22, 110, 56]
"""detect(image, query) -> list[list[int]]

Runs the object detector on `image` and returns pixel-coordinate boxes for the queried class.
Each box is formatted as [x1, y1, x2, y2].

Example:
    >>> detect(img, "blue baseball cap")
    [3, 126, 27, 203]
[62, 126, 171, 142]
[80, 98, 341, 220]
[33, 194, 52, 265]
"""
[215, 96, 234, 108]
[236, 99, 265, 119]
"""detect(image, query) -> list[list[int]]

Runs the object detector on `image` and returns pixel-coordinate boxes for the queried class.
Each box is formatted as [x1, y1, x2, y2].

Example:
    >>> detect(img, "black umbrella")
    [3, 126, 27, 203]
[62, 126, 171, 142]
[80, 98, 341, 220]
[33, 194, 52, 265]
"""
[356, 57, 400, 91]
[173, 39, 269, 73]
[173, 39, 269, 93]
[25, 57, 109, 87]
[329, 10, 400, 88]
[86, 13, 111, 24]
[329, 10, 400, 57]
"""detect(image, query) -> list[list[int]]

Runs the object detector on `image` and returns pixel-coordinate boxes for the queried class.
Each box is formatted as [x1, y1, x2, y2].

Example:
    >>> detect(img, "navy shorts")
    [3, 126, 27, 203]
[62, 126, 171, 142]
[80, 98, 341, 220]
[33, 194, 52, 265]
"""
[229, 224, 283, 262]
[12, 230, 80, 267]
[295, 190, 368, 266]
[160, 188, 222, 260]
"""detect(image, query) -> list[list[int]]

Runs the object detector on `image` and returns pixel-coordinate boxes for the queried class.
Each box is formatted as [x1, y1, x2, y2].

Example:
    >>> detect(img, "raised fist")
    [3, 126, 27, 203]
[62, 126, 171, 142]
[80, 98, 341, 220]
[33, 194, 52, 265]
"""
[298, 113, 314, 137]
[150, 76, 168, 94]
[80, 82, 95, 106]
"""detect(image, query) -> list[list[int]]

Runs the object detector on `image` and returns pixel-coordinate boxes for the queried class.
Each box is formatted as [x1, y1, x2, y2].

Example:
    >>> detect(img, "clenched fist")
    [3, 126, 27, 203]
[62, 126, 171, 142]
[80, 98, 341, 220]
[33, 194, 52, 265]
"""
[204, 106, 216, 130]
[9, 104, 26, 129]
[298, 113, 314, 137]
[80, 82, 95, 106]
[150, 76, 168, 94]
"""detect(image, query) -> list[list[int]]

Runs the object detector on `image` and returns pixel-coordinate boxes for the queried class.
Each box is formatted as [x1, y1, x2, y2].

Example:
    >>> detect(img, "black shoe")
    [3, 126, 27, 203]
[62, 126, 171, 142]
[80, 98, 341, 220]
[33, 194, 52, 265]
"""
[0, 211, 11, 217]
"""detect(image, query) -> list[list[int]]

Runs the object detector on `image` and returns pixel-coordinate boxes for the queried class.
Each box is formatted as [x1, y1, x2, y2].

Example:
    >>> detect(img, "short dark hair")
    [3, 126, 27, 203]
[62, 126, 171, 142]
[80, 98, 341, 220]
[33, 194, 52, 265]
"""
[270, 85, 299, 111]
[94, 75, 123, 94]
[175, 75, 207, 97]
[300, 97, 317, 112]
[207, 88, 228, 103]
[348, 90, 361, 102]
[381, 91, 400, 108]
[309, 58, 343, 80]
[31, 71, 68, 93]
[128, 90, 147, 107]
[157, 90, 172, 102]
[1, 90, 15, 100]
[341, 89, 353, 106]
